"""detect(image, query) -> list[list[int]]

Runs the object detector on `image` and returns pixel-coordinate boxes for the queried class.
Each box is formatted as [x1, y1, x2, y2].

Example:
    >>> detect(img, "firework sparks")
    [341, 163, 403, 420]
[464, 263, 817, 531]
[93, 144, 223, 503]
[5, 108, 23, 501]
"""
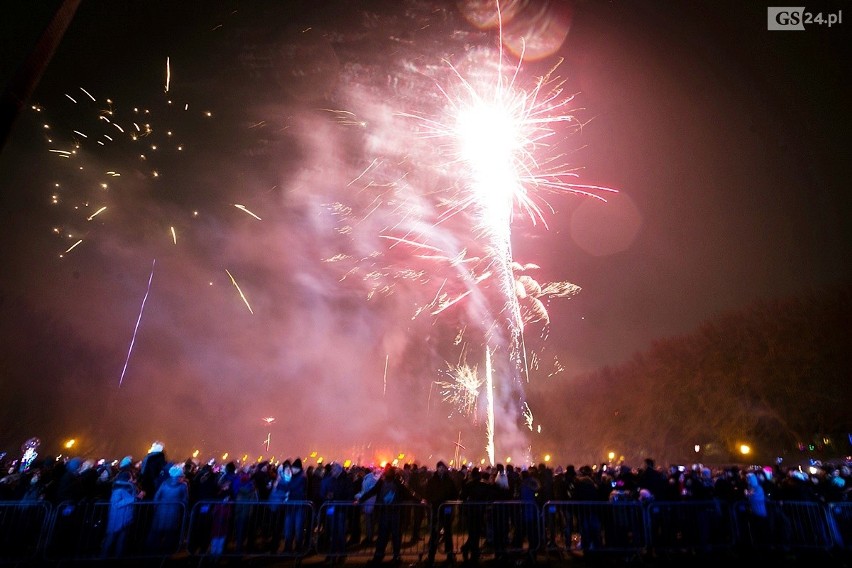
[119, 259, 156, 387]
[389, 21, 614, 461]
[522, 401, 534, 431]
[225, 269, 254, 314]
[34, 78, 217, 257]
[436, 361, 484, 417]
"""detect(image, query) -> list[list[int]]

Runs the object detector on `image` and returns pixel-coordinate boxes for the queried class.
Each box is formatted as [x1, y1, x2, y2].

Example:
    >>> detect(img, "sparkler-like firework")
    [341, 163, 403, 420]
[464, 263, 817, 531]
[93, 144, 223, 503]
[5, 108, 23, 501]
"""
[401, 45, 613, 461]
[436, 359, 485, 417]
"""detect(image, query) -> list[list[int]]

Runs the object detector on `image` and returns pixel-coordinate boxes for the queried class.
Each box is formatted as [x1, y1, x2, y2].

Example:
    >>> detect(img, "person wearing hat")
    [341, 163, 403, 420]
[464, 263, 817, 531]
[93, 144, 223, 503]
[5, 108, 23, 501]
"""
[101, 457, 138, 558]
[145, 464, 188, 554]
[139, 441, 167, 500]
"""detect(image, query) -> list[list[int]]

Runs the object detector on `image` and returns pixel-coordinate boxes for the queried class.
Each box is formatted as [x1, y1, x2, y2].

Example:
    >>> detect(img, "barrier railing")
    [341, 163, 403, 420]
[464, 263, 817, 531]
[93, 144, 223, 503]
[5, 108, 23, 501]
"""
[0, 500, 53, 562]
[315, 501, 430, 562]
[444, 501, 542, 562]
[43, 499, 186, 561]
[187, 499, 314, 558]
[10, 496, 852, 563]
[543, 500, 648, 558]
[733, 500, 834, 552]
[828, 502, 852, 551]
[646, 500, 735, 553]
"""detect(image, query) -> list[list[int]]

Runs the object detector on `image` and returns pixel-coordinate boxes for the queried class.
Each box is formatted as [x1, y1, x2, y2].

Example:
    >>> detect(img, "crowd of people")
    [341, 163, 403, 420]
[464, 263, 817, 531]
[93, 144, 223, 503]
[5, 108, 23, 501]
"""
[0, 441, 850, 562]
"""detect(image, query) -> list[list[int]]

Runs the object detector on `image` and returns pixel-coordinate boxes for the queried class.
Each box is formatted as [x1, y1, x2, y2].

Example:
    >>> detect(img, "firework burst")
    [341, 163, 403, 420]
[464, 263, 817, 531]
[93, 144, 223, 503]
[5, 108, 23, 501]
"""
[436, 360, 485, 417]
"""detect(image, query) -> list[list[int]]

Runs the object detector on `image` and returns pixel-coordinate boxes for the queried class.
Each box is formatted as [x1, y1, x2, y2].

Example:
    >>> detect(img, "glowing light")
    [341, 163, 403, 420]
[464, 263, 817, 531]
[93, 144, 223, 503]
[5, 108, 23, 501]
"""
[64, 439, 76, 449]
[165, 56, 170, 92]
[192, 450, 200, 458]
[544, 454, 551, 462]
[607, 451, 615, 461]
[739, 444, 751, 455]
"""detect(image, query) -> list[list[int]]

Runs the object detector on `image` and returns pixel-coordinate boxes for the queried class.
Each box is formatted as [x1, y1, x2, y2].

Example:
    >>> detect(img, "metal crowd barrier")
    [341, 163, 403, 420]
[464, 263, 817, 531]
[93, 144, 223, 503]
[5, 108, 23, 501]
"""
[43, 499, 186, 561]
[0, 500, 53, 562]
[732, 500, 834, 552]
[8, 496, 852, 563]
[646, 500, 736, 553]
[187, 499, 314, 559]
[315, 501, 430, 561]
[543, 500, 648, 558]
[444, 501, 542, 562]
[828, 502, 852, 551]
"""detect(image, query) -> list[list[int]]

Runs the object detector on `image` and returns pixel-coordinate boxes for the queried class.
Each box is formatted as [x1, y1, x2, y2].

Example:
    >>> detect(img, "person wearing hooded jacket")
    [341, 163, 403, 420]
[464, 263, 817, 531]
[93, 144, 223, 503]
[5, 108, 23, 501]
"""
[101, 456, 137, 558]
[270, 458, 309, 553]
[146, 464, 188, 554]
[358, 465, 422, 565]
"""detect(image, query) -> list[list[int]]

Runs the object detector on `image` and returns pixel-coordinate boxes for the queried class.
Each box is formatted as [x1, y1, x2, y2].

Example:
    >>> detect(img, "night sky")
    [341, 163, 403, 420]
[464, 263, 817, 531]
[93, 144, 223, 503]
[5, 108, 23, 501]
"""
[1, 1, 849, 464]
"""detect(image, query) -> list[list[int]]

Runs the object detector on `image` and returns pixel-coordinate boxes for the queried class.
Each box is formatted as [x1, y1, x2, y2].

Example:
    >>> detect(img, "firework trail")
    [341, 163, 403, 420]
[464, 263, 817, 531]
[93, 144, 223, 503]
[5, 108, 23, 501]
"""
[119, 259, 156, 387]
[225, 269, 254, 314]
[485, 346, 495, 465]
